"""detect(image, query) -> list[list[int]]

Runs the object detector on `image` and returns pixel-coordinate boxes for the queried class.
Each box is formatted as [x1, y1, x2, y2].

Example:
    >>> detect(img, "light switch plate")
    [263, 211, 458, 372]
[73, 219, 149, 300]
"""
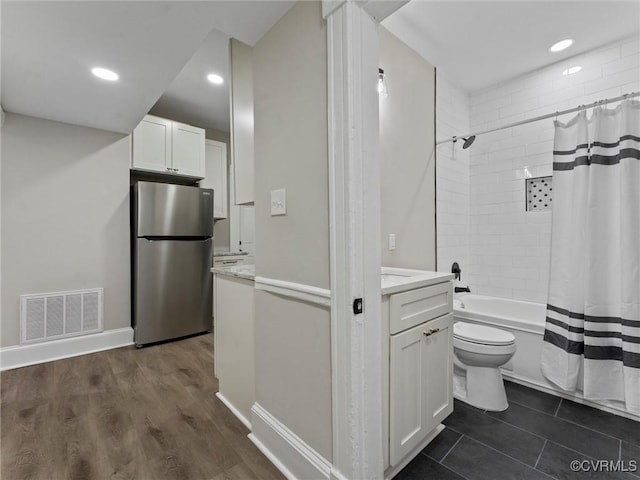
[388, 233, 396, 251]
[271, 188, 286, 216]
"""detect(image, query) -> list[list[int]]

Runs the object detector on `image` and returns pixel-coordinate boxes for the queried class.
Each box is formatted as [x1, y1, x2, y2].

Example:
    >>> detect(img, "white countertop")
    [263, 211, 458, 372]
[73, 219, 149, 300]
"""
[212, 265, 452, 293]
[211, 264, 255, 281]
[213, 251, 250, 257]
[380, 267, 454, 295]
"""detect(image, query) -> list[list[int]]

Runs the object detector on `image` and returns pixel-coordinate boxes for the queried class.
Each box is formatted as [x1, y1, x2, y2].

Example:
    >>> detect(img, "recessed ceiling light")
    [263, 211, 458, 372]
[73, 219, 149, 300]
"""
[207, 73, 224, 85]
[562, 66, 582, 76]
[91, 67, 119, 81]
[549, 39, 574, 53]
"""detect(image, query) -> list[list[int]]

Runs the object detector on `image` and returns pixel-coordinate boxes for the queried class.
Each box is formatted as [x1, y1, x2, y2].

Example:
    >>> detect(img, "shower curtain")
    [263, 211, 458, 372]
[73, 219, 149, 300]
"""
[541, 99, 640, 413]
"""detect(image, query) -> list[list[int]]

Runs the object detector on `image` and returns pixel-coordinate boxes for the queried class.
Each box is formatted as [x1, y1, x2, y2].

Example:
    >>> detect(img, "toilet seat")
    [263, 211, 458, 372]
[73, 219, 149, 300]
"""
[454, 336, 517, 356]
[454, 322, 515, 346]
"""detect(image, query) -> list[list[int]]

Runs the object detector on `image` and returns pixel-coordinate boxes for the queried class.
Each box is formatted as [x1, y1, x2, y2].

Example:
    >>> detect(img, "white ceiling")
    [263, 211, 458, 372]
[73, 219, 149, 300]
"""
[1, 1, 293, 134]
[4, 1, 638, 134]
[149, 29, 231, 133]
[383, 1, 640, 93]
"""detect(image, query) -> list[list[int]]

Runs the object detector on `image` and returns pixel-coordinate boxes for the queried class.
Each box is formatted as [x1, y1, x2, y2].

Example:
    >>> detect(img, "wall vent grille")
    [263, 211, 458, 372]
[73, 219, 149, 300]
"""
[20, 288, 103, 344]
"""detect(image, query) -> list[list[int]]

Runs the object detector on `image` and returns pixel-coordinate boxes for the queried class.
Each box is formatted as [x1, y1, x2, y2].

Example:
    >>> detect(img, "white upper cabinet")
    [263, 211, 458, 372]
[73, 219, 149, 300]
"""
[202, 139, 228, 219]
[230, 39, 254, 205]
[132, 115, 205, 179]
[132, 115, 172, 173]
[172, 122, 205, 177]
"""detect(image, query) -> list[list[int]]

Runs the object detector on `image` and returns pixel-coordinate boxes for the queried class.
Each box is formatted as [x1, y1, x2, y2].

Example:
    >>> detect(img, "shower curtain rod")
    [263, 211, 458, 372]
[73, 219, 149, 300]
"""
[436, 90, 640, 146]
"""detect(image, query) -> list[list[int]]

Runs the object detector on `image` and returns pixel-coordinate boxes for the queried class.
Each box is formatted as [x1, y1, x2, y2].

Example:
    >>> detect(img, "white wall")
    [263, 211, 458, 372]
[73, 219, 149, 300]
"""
[380, 27, 436, 270]
[1, 113, 131, 347]
[435, 73, 470, 284]
[254, 290, 332, 459]
[253, 0, 332, 461]
[254, 2, 329, 289]
[466, 35, 640, 303]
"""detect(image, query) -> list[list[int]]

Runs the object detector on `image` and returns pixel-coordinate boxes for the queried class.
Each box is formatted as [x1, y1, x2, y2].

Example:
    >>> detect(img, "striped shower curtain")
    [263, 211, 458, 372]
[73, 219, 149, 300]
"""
[541, 99, 640, 413]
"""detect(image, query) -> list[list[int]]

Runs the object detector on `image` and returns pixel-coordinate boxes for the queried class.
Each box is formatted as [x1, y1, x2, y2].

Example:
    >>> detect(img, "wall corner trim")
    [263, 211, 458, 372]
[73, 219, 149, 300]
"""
[0, 327, 134, 371]
[254, 276, 331, 307]
[250, 402, 332, 480]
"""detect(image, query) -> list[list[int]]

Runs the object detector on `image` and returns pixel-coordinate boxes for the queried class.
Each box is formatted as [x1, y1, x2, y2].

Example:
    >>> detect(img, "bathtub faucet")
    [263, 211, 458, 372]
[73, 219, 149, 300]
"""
[451, 262, 461, 281]
[455, 286, 471, 293]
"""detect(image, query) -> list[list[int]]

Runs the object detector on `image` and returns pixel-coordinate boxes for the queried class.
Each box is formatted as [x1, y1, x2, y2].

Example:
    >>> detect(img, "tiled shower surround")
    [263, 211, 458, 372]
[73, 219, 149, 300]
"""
[437, 35, 640, 303]
[436, 74, 470, 286]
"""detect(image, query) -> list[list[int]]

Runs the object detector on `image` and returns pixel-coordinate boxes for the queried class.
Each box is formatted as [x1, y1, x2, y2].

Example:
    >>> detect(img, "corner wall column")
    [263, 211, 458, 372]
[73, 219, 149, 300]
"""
[324, 1, 383, 478]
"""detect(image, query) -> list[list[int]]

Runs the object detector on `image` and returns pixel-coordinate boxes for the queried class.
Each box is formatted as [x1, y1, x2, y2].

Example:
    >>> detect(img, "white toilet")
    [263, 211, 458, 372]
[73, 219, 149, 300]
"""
[453, 321, 516, 412]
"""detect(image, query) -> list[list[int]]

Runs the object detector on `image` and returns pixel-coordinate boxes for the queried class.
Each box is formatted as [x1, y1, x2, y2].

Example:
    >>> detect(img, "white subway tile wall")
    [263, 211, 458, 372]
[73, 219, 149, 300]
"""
[436, 73, 470, 286]
[437, 35, 640, 303]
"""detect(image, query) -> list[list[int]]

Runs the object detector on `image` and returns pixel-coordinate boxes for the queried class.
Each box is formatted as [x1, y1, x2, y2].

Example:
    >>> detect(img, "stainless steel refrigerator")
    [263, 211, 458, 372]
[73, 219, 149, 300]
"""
[132, 181, 213, 346]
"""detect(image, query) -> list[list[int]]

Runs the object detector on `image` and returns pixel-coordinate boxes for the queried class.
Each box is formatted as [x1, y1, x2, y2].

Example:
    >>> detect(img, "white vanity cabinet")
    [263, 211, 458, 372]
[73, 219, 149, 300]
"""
[389, 312, 453, 465]
[382, 274, 454, 473]
[132, 115, 205, 179]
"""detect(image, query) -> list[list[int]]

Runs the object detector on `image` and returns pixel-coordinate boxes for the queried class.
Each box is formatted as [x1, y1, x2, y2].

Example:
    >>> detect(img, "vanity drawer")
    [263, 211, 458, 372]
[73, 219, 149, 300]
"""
[389, 282, 452, 334]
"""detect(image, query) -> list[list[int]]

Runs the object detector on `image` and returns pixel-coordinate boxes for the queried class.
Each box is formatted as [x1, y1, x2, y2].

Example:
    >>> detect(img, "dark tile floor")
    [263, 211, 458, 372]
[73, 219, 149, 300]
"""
[395, 381, 640, 480]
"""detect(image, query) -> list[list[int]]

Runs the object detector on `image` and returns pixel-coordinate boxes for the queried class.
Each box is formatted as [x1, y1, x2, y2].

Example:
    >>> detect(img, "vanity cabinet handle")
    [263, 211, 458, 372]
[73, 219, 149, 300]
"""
[423, 328, 440, 337]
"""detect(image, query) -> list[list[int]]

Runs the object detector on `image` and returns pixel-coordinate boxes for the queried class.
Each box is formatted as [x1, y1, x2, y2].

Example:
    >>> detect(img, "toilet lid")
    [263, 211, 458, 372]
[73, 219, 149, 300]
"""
[454, 322, 515, 346]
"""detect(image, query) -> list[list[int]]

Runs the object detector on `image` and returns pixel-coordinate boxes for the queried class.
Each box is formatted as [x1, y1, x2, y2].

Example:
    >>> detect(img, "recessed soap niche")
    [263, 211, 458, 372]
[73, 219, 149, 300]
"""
[526, 176, 552, 212]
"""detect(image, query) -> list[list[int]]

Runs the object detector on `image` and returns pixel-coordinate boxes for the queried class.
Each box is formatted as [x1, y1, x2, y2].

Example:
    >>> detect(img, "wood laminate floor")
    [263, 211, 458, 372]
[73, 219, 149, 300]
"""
[1, 333, 285, 480]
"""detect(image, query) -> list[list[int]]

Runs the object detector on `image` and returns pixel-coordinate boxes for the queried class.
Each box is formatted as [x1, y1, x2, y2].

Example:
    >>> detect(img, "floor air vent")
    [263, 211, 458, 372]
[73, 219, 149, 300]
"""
[20, 288, 103, 344]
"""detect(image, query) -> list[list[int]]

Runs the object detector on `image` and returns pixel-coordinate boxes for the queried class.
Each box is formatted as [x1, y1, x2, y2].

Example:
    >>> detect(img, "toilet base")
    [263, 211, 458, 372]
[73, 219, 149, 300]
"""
[453, 366, 509, 412]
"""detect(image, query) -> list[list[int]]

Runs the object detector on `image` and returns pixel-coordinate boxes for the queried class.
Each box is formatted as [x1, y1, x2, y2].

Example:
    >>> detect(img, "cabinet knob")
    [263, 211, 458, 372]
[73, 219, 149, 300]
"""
[423, 328, 440, 337]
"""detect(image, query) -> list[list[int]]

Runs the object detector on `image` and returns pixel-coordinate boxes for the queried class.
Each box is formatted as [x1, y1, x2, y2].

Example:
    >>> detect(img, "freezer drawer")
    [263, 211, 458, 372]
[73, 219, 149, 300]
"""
[134, 238, 212, 345]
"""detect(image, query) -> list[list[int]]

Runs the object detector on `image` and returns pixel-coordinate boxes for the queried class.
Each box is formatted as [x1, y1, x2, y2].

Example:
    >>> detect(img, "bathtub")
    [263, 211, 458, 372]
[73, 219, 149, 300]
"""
[454, 293, 639, 421]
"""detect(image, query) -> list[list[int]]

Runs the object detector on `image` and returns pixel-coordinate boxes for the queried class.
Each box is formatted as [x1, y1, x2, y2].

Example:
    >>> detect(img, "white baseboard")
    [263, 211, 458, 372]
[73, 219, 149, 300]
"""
[0, 327, 133, 371]
[248, 433, 298, 480]
[250, 402, 332, 480]
[216, 392, 251, 430]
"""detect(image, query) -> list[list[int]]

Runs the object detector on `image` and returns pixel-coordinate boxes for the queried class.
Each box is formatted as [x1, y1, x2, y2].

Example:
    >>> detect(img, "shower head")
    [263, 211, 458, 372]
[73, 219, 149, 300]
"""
[462, 136, 476, 149]
[452, 135, 476, 149]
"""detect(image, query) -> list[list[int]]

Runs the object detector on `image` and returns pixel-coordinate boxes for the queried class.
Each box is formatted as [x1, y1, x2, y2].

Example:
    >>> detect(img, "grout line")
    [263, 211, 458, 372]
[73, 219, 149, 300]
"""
[534, 440, 547, 469]
[444, 428, 557, 480]
[455, 402, 549, 443]
[424, 448, 474, 480]
[506, 398, 562, 417]
[619, 439, 622, 462]
[456, 400, 623, 464]
[553, 398, 562, 417]
[502, 397, 627, 444]
[439, 434, 464, 464]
